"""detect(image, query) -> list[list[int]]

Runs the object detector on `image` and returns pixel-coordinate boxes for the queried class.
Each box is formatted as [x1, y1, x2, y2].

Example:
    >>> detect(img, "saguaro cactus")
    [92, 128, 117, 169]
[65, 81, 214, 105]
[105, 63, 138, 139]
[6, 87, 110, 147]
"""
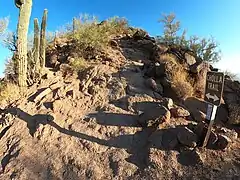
[15, 0, 32, 86]
[40, 9, 48, 69]
[73, 17, 77, 33]
[33, 18, 40, 75]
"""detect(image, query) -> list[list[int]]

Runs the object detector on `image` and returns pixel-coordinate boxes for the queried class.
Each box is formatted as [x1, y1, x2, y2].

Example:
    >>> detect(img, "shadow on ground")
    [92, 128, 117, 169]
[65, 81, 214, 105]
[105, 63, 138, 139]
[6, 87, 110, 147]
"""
[5, 107, 207, 170]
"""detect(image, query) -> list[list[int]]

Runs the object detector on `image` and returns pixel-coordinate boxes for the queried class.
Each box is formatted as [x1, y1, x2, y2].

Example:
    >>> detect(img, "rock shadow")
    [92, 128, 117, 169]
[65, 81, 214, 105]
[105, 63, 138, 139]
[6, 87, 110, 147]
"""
[86, 112, 140, 127]
[0, 141, 20, 174]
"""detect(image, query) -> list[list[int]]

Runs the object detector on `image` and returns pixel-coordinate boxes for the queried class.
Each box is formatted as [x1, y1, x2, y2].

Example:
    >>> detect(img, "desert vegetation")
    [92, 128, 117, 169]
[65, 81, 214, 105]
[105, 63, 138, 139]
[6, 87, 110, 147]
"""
[0, 2, 239, 179]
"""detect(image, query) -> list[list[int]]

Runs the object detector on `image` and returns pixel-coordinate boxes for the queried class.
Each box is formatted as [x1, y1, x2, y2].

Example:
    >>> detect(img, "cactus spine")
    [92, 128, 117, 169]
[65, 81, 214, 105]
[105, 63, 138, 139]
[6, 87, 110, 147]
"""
[33, 18, 40, 75]
[15, 0, 32, 86]
[40, 9, 48, 69]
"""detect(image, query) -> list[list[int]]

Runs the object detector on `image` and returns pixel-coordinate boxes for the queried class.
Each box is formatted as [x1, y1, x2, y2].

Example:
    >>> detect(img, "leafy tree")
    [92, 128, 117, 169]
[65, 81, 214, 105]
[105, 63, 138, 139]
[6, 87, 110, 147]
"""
[157, 13, 221, 63]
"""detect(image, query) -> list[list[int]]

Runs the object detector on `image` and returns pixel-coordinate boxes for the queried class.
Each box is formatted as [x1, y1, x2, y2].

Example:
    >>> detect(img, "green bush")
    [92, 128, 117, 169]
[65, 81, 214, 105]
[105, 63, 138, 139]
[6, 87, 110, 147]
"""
[70, 57, 87, 72]
[65, 14, 131, 58]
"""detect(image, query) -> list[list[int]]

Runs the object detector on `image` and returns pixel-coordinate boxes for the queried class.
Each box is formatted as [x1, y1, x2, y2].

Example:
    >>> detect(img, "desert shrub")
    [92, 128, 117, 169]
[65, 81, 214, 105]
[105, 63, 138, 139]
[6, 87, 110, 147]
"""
[171, 65, 194, 99]
[70, 57, 87, 72]
[172, 80, 194, 99]
[65, 14, 131, 58]
[0, 82, 23, 105]
[4, 57, 18, 82]
[160, 53, 194, 99]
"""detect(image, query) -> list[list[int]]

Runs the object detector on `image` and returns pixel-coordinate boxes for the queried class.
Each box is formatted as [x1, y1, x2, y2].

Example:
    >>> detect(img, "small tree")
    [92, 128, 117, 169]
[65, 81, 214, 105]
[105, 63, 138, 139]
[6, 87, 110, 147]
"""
[158, 13, 180, 45]
[157, 13, 221, 63]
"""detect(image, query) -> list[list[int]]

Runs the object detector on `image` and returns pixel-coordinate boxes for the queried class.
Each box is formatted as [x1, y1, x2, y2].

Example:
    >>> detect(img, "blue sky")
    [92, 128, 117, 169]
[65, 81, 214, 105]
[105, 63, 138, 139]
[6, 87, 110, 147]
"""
[0, 0, 240, 77]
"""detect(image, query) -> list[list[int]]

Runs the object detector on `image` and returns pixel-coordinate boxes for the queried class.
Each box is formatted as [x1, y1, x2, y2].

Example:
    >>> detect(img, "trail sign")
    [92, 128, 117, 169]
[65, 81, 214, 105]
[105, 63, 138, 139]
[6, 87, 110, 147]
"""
[204, 71, 224, 106]
[202, 71, 224, 147]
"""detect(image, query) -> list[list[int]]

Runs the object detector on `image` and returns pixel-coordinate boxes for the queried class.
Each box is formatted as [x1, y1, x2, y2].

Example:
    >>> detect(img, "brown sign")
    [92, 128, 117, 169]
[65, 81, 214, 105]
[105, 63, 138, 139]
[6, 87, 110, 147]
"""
[204, 71, 224, 106]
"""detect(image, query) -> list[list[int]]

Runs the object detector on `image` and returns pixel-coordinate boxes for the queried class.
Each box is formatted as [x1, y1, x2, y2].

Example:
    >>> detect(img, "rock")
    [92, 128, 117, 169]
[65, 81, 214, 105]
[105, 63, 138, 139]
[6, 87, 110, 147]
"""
[155, 64, 165, 78]
[177, 127, 198, 148]
[53, 99, 63, 113]
[191, 110, 206, 122]
[177, 149, 204, 166]
[152, 91, 162, 100]
[190, 62, 204, 74]
[49, 54, 59, 68]
[162, 130, 179, 149]
[67, 56, 75, 64]
[138, 105, 171, 128]
[223, 79, 240, 125]
[109, 39, 119, 48]
[107, 79, 126, 101]
[207, 131, 219, 147]
[193, 62, 210, 97]
[59, 64, 75, 77]
[144, 78, 163, 94]
[193, 121, 206, 138]
[216, 134, 231, 150]
[185, 53, 196, 66]
[218, 127, 238, 141]
[170, 106, 190, 118]
[143, 62, 156, 78]
[193, 121, 218, 146]
[162, 98, 174, 110]
[0, 112, 15, 131]
[132, 29, 149, 41]
[126, 85, 144, 96]
[138, 39, 156, 53]
[152, 43, 169, 61]
[144, 78, 157, 90]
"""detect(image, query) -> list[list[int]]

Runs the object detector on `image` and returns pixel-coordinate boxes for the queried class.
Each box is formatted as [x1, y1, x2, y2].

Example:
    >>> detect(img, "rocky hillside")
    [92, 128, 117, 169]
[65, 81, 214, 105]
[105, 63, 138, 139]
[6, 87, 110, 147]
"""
[0, 29, 239, 180]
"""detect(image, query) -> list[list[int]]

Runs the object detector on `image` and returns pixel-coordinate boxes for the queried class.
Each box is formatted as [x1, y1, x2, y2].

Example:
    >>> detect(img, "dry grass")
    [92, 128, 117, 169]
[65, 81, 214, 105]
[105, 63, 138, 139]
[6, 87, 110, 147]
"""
[0, 82, 23, 106]
[171, 63, 194, 99]
[159, 53, 177, 63]
[159, 53, 194, 99]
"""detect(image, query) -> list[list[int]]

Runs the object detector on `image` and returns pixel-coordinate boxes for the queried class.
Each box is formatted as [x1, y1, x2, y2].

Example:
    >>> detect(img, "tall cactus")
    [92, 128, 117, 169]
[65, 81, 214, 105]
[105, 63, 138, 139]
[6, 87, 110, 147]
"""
[33, 18, 40, 76]
[73, 17, 77, 33]
[15, 0, 32, 87]
[40, 9, 48, 69]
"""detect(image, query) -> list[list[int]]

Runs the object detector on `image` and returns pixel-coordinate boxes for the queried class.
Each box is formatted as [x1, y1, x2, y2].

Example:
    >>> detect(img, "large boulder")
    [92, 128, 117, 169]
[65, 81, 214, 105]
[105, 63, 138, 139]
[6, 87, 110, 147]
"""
[138, 105, 171, 128]
[177, 127, 198, 148]
[144, 78, 163, 94]
[223, 79, 240, 125]
[193, 62, 211, 97]
[185, 53, 196, 66]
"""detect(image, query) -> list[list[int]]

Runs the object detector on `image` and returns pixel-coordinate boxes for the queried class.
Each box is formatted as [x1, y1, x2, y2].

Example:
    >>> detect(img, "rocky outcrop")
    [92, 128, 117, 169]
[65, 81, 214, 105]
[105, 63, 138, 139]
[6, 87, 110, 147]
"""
[223, 78, 240, 125]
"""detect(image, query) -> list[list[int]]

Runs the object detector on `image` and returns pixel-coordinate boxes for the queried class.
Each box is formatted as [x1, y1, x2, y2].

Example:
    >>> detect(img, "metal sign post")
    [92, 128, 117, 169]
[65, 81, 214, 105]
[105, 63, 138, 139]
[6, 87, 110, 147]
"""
[202, 71, 224, 147]
[202, 104, 218, 147]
